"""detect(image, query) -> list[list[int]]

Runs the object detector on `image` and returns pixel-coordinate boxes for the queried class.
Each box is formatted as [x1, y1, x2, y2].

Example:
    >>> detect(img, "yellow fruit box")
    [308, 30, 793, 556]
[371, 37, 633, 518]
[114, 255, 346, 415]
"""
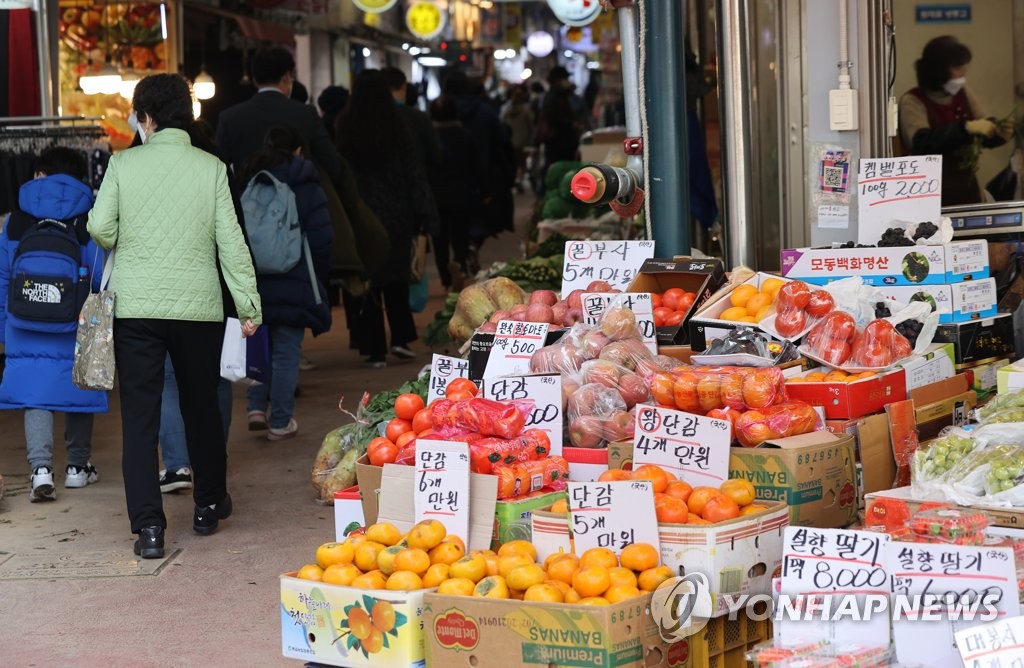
[280, 572, 431, 667]
[423, 592, 665, 667]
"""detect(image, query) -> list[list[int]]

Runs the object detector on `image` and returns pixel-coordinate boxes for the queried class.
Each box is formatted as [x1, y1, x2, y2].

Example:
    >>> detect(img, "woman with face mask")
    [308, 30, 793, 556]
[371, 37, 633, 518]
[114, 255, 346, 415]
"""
[898, 35, 1015, 205]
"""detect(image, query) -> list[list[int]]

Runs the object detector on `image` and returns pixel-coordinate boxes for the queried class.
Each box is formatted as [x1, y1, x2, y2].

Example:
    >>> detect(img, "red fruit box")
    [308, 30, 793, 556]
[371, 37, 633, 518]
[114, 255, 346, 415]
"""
[561, 446, 608, 482]
[784, 367, 907, 419]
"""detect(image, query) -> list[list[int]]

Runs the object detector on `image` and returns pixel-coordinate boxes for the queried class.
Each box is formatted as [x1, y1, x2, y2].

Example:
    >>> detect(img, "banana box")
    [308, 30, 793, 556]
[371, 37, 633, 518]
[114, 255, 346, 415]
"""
[280, 573, 430, 667]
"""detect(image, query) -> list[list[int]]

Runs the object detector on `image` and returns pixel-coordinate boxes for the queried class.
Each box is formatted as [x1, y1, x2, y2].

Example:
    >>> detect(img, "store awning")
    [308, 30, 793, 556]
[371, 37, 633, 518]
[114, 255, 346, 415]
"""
[185, 3, 295, 46]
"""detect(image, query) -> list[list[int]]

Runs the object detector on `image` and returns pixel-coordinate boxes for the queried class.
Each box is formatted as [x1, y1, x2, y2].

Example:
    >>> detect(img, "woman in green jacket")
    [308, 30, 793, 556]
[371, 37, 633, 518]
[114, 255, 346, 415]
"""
[88, 74, 262, 559]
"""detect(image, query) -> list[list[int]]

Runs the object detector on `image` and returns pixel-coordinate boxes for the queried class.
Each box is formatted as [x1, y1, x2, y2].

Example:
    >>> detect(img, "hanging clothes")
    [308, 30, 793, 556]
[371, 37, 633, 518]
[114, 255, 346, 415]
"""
[6, 9, 40, 117]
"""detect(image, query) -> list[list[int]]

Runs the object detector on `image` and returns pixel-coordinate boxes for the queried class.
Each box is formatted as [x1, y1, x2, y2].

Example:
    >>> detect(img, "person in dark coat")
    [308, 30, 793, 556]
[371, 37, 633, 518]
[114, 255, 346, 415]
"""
[236, 126, 333, 437]
[0, 147, 107, 502]
[336, 69, 439, 368]
[317, 85, 349, 138]
[539, 66, 582, 172]
[429, 95, 486, 290]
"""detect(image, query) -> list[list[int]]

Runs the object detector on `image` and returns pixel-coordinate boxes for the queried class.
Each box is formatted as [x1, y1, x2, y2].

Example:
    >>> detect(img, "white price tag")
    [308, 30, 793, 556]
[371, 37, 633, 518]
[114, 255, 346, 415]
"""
[780, 527, 891, 648]
[632, 405, 731, 486]
[567, 480, 660, 555]
[856, 155, 942, 245]
[413, 440, 470, 545]
[580, 292, 657, 353]
[561, 240, 656, 296]
[817, 204, 849, 229]
[956, 616, 1024, 666]
[482, 374, 563, 456]
[428, 354, 471, 403]
[483, 321, 549, 379]
[888, 542, 1020, 667]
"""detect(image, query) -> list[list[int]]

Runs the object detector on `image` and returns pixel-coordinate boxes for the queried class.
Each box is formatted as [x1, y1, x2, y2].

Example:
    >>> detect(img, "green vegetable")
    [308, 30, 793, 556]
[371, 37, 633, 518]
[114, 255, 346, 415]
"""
[541, 195, 573, 220]
[545, 160, 584, 192]
[312, 421, 376, 502]
[533, 233, 573, 258]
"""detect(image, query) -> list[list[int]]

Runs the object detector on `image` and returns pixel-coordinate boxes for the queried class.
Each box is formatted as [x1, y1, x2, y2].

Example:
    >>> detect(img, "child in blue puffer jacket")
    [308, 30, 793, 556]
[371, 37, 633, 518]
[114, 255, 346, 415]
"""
[0, 147, 108, 501]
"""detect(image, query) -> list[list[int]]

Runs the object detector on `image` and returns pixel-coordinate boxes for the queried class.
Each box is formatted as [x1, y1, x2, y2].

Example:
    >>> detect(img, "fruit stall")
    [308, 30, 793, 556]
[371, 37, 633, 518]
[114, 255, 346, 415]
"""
[290, 226, 1024, 668]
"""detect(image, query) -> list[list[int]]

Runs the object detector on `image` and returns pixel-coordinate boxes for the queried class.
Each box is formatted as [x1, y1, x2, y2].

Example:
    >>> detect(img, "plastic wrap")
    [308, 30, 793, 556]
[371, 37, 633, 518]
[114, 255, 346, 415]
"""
[758, 278, 846, 342]
[695, 327, 800, 366]
[980, 409, 1024, 426]
[575, 359, 652, 409]
[566, 382, 632, 448]
[803, 315, 916, 371]
[493, 456, 570, 499]
[944, 434, 1024, 506]
[975, 389, 1024, 420]
[910, 428, 979, 497]
[468, 430, 552, 474]
[746, 640, 829, 667]
[735, 400, 822, 447]
[802, 644, 896, 668]
[429, 397, 532, 439]
[650, 366, 788, 414]
[909, 507, 988, 545]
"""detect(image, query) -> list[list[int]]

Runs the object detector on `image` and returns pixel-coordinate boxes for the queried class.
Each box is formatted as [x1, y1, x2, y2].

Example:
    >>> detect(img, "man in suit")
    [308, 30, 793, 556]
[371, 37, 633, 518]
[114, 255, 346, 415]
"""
[217, 47, 342, 187]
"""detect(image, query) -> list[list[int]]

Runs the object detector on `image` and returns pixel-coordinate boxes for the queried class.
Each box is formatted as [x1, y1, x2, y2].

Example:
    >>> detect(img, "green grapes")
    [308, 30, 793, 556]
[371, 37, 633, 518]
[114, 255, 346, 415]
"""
[913, 433, 976, 481]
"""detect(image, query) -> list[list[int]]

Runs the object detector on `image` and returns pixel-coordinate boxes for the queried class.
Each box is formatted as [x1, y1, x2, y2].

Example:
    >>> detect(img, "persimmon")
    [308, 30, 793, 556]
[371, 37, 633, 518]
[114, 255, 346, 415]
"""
[702, 494, 741, 523]
[720, 479, 756, 507]
[686, 516, 712, 525]
[316, 541, 355, 568]
[437, 577, 476, 596]
[740, 504, 771, 516]
[549, 498, 569, 514]
[524, 583, 565, 603]
[579, 547, 619, 570]
[619, 543, 659, 572]
[654, 494, 689, 524]
[686, 487, 721, 517]
[638, 565, 675, 591]
[607, 567, 639, 588]
[672, 373, 701, 413]
[572, 566, 612, 598]
[473, 575, 510, 599]
[545, 554, 581, 584]
[604, 585, 643, 603]
[598, 469, 631, 482]
[650, 373, 676, 406]
[422, 563, 450, 588]
[386, 570, 424, 591]
[631, 464, 672, 493]
[664, 481, 693, 503]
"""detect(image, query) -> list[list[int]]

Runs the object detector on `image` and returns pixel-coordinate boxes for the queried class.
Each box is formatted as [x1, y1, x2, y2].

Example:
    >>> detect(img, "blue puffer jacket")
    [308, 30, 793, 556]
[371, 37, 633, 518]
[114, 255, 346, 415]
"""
[256, 157, 333, 335]
[0, 175, 108, 412]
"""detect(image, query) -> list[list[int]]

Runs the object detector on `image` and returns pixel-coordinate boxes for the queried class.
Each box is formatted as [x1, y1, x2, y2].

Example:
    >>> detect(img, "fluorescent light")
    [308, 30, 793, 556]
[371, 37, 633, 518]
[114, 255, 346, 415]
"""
[586, 61, 600, 70]
[362, 47, 371, 58]
[505, 48, 517, 59]
[80, 60, 122, 96]
[418, 56, 448, 68]
[160, 3, 167, 40]
[193, 98, 201, 119]
[193, 68, 216, 100]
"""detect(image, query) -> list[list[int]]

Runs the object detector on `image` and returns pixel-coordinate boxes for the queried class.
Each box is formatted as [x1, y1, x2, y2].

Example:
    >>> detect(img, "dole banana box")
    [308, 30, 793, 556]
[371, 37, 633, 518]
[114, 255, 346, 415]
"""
[423, 592, 665, 668]
[280, 573, 429, 667]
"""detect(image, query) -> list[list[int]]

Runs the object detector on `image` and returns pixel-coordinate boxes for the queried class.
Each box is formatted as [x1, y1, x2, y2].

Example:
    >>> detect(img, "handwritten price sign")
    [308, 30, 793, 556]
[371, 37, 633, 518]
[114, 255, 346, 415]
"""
[780, 527, 891, 648]
[856, 155, 942, 245]
[887, 543, 1020, 667]
[568, 480, 659, 555]
[483, 321, 550, 379]
[632, 405, 731, 486]
[428, 354, 471, 403]
[581, 292, 657, 353]
[413, 440, 470, 545]
[956, 616, 1024, 667]
[482, 374, 563, 455]
[561, 240, 656, 295]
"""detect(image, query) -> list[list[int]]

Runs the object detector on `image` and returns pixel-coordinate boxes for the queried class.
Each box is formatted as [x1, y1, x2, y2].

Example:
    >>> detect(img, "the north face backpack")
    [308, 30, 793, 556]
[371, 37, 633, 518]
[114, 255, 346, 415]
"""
[6, 212, 88, 331]
[240, 170, 302, 274]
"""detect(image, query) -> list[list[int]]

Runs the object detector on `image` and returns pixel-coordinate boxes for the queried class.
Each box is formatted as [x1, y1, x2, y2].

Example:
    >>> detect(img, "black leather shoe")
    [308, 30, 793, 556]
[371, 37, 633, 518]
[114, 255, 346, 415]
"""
[134, 526, 165, 559]
[193, 493, 233, 536]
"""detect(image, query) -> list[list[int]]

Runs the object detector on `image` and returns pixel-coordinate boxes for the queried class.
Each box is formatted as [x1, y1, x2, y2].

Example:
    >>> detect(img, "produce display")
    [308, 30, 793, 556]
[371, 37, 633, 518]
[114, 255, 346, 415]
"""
[447, 277, 529, 341]
[716, 278, 784, 324]
[787, 368, 878, 383]
[908, 507, 988, 545]
[652, 288, 700, 327]
[803, 313, 913, 369]
[911, 430, 977, 483]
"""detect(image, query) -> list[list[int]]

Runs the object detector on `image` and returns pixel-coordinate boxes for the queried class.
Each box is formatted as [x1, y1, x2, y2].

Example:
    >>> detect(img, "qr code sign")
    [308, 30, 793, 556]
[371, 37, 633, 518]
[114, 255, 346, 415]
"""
[819, 151, 850, 194]
[823, 166, 844, 189]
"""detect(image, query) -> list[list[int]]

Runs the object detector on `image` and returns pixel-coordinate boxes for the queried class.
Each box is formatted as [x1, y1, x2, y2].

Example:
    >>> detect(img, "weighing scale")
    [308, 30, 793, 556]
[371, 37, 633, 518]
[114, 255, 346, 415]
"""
[945, 201, 1024, 237]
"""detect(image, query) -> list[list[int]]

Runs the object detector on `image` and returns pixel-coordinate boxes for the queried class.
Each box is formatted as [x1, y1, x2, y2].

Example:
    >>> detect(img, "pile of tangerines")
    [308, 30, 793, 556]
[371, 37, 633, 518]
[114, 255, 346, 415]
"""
[295, 519, 671, 605]
[571, 463, 768, 524]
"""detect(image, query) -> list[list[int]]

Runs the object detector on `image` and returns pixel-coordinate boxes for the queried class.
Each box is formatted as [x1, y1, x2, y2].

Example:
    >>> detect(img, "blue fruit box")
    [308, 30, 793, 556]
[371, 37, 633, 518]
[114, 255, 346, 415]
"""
[875, 279, 998, 324]
[780, 241, 989, 286]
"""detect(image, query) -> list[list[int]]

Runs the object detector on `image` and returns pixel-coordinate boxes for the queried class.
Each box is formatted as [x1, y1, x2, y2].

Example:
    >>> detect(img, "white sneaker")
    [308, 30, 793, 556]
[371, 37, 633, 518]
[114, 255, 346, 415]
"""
[30, 467, 56, 502]
[267, 418, 299, 441]
[65, 463, 99, 488]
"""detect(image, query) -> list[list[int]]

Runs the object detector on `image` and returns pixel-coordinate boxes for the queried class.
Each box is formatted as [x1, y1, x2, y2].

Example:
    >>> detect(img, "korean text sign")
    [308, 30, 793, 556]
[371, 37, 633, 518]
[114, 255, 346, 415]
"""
[567, 480, 659, 555]
[857, 155, 942, 245]
[632, 404, 731, 486]
[561, 240, 656, 295]
[414, 440, 470, 544]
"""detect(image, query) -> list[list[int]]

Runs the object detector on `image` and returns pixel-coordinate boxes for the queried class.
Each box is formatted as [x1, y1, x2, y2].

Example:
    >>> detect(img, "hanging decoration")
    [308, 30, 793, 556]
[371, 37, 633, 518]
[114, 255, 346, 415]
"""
[406, 1, 444, 40]
[547, 0, 602, 27]
[352, 0, 396, 13]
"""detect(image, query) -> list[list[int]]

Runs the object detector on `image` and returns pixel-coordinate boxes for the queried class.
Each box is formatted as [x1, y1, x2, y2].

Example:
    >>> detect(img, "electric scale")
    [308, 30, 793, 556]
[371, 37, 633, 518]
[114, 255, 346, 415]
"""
[946, 201, 1024, 237]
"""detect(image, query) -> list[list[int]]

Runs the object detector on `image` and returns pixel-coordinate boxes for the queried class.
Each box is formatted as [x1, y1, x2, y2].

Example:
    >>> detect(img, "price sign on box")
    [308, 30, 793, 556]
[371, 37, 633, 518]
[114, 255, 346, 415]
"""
[567, 480, 659, 555]
[428, 354, 471, 402]
[414, 440, 470, 545]
[887, 542, 1020, 667]
[483, 321, 550, 379]
[856, 155, 942, 245]
[561, 240, 656, 295]
[482, 374, 563, 456]
[580, 292, 657, 354]
[956, 616, 1024, 666]
[780, 527, 892, 648]
[632, 405, 731, 487]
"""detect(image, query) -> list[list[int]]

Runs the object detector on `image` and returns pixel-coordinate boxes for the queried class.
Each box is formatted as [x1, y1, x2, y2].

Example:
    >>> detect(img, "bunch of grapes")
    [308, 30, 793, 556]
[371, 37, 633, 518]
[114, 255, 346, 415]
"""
[874, 302, 892, 318]
[985, 453, 1024, 494]
[912, 433, 977, 482]
[981, 407, 1024, 425]
[839, 241, 876, 248]
[878, 227, 915, 247]
[912, 222, 939, 241]
[978, 389, 1024, 419]
[895, 319, 923, 348]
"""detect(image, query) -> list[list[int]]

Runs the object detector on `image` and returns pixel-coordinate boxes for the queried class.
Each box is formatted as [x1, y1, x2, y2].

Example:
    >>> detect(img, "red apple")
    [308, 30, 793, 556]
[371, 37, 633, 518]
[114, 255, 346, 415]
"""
[529, 290, 558, 306]
[569, 415, 605, 448]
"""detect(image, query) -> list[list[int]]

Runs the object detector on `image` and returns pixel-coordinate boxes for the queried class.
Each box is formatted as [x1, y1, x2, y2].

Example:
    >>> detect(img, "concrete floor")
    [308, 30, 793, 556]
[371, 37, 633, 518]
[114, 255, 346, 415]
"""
[0, 215, 524, 666]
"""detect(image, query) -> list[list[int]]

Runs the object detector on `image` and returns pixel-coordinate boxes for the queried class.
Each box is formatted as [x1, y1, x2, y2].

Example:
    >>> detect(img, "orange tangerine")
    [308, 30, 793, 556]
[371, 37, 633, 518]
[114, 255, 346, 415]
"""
[607, 567, 639, 589]
[730, 284, 758, 308]
[497, 540, 538, 561]
[619, 543, 659, 572]
[760, 278, 784, 299]
[506, 564, 546, 591]
[638, 565, 675, 591]
[564, 589, 582, 603]
[498, 554, 536, 579]
[720, 306, 750, 322]
[550, 498, 569, 514]
[422, 563, 450, 588]
[579, 547, 619, 570]
[578, 596, 611, 606]
[604, 585, 643, 603]
[544, 579, 572, 596]
[545, 554, 580, 584]
[572, 566, 612, 598]
[297, 563, 324, 581]
[745, 293, 773, 316]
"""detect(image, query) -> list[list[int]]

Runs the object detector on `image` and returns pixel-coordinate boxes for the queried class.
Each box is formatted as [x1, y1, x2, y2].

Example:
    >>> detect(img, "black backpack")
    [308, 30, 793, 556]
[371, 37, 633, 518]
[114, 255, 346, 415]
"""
[6, 210, 89, 329]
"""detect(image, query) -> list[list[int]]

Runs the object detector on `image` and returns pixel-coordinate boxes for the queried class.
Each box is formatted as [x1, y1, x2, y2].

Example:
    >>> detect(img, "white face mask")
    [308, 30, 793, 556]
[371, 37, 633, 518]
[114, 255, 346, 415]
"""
[129, 111, 147, 144]
[944, 77, 966, 96]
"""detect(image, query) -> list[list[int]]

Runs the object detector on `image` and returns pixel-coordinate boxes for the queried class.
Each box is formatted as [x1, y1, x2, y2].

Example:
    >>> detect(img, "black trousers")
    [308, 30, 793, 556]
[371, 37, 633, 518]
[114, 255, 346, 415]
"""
[114, 318, 227, 533]
[357, 283, 418, 359]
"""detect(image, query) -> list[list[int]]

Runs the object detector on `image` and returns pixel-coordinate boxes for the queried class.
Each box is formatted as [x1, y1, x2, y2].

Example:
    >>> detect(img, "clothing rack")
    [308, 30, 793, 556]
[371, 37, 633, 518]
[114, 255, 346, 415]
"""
[0, 114, 104, 126]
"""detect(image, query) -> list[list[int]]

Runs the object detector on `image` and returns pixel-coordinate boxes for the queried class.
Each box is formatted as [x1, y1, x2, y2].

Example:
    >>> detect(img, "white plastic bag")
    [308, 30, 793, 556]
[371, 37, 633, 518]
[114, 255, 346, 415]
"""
[220, 318, 247, 382]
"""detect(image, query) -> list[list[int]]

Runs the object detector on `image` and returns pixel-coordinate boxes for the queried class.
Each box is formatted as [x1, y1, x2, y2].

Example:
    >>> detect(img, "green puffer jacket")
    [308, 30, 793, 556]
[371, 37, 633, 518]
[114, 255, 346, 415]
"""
[88, 129, 261, 323]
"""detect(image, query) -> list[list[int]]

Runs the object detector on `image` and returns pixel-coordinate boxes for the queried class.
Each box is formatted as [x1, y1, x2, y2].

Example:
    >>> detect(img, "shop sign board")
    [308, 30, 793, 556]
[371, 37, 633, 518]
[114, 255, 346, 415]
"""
[956, 616, 1024, 666]
[406, 1, 444, 40]
[856, 155, 942, 245]
[352, 0, 396, 13]
[916, 4, 971, 23]
[428, 353, 470, 403]
[482, 320, 549, 378]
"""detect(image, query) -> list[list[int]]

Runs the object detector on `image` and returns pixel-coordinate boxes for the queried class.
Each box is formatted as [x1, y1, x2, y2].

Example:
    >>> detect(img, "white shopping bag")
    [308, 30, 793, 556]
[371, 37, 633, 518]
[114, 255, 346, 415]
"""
[220, 318, 247, 382]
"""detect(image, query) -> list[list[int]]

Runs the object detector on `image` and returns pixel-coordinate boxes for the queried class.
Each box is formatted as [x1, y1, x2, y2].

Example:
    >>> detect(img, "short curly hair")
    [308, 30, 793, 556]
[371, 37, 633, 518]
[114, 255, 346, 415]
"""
[133, 73, 193, 131]
[915, 36, 972, 91]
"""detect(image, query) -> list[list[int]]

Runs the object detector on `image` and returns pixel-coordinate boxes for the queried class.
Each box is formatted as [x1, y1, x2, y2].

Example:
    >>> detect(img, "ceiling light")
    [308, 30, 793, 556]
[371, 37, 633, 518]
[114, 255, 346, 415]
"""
[564, 50, 574, 58]
[409, 46, 422, 56]
[494, 49, 506, 61]
[402, 42, 410, 50]
[362, 47, 371, 58]
[526, 31, 554, 58]
[80, 59, 122, 96]
[119, 69, 140, 100]
[520, 68, 533, 81]
[418, 56, 448, 68]
[505, 48, 517, 59]
[193, 98, 202, 119]
[193, 67, 216, 100]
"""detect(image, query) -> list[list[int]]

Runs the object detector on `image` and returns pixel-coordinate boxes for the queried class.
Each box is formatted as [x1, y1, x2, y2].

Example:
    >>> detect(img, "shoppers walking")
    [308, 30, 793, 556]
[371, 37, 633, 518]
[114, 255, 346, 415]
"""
[336, 69, 439, 367]
[899, 35, 1015, 205]
[88, 74, 262, 558]
[236, 127, 332, 440]
[317, 85, 349, 138]
[0, 147, 107, 502]
[538, 67, 583, 173]
[501, 84, 534, 192]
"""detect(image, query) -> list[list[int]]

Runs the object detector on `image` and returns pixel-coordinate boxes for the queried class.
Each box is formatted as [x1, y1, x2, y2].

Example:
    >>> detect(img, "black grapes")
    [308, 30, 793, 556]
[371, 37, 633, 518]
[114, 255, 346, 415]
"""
[878, 227, 915, 247]
[896, 319, 924, 348]
[874, 302, 892, 318]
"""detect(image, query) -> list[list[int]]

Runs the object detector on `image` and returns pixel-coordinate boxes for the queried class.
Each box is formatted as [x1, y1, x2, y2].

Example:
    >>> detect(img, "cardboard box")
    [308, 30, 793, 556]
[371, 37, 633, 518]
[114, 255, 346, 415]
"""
[997, 357, 1024, 394]
[785, 367, 907, 419]
[875, 279, 998, 323]
[422, 592, 665, 668]
[897, 342, 956, 392]
[353, 455, 498, 552]
[932, 313, 1016, 365]
[865, 486, 1024, 530]
[688, 272, 790, 352]
[856, 413, 897, 496]
[492, 490, 566, 549]
[607, 439, 635, 471]
[729, 432, 858, 528]
[529, 504, 789, 618]
[909, 374, 976, 442]
[780, 240, 990, 286]
[334, 486, 364, 543]
[962, 355, 1013, 399]
[626, 257, 727, 345]
[562, 446, 608, 482]
[280, 573, 429, 667]
[467, 329, 566, 382]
